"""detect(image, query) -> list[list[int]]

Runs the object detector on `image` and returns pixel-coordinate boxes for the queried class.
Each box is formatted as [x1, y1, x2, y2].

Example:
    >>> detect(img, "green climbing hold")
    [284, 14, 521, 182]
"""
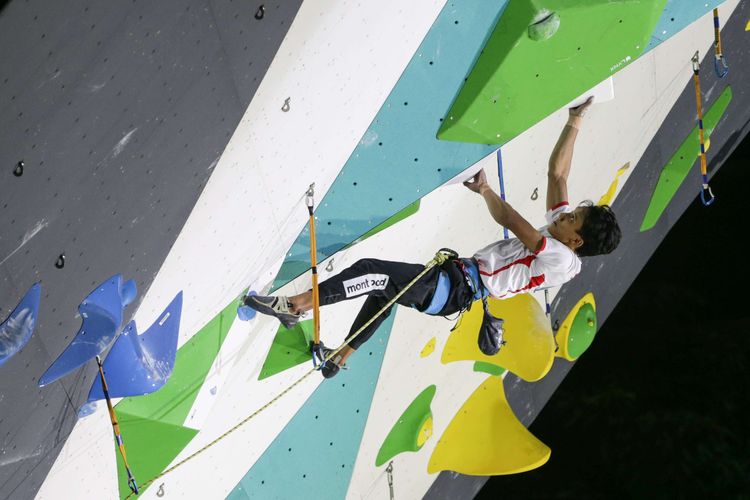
[528, 11, 560, 41]
[375, 385, 436, 466]
[437, 0, 666, 144]
[473, 361, 507, 377]
[566, 303, 597, 360]
[258, 320, 315, 380]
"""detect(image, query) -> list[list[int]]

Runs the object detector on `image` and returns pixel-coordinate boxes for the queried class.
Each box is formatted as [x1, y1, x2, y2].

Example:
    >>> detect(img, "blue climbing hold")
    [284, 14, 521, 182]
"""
[86, 292, 182, 402]
[0, 283, 42, 367]
[237, 291, 258, 321]
[120, 279, 137, 308]
[38, 275, 136, 387]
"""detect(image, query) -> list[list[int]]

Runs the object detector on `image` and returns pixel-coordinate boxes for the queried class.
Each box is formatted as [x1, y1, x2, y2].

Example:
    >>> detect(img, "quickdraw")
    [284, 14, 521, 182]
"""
[713, 8, 729, 78]
[691, 52, 715, 206]
[97, 356, 139, 495]
[306, 184, 325, 369]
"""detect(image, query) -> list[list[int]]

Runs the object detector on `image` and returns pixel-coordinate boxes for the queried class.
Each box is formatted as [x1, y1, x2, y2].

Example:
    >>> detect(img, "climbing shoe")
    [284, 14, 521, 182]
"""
[319, 345, 346, 379]
[478, 299, 506, 356]
[243, 295, 300, 329]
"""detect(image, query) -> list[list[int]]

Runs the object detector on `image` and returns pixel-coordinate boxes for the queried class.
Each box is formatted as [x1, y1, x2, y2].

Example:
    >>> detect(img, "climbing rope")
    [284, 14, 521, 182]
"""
[306, 184, 325, 367]
[712, 8, 729, 78]
[691, 51, 715, 206]
[495, 149, 510, 240]
[97, 356, 139, 496]
[124, 249, 456, 498]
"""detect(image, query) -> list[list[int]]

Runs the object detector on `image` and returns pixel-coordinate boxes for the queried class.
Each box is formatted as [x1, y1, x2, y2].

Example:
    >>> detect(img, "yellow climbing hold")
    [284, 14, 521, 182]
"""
[427, 376, 550, 475]
[420, 337, 437, 358]
[598, 163, 630, 206]
[745, 20, 750, 31]
[555, 292, 597, 361]
[441, 294, 554, 382]
[417, 416, 434, 448]
[698, 138, 711, 156]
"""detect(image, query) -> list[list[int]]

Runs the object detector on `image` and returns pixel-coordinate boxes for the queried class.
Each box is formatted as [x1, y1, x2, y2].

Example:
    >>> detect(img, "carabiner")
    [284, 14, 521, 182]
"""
[310, 341, 325, 369]
[700, 184, 715, 206]
[714, 55, 729, 79]
[306, 183, 315, 209]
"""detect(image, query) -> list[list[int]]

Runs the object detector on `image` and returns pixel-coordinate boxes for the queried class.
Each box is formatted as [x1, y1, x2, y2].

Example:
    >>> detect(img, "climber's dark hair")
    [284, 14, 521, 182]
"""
[576, 201, 621, 257]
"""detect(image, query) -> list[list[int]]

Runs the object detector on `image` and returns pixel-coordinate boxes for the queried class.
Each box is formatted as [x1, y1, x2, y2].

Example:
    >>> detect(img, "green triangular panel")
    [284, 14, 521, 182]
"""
[115, 412, 198, 499]
[640, 86, 733, 231]
[258, 320, 314, 380]
[567, 303, 597, 359]
[473, 361, 507, 376]
[116, 298, 237, 425]
[437, 0, 666, 144]
[375, 385, 436, 466]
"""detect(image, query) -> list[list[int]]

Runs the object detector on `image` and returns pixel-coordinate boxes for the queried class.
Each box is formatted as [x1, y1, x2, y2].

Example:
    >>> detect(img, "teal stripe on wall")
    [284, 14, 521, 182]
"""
[273, 1, 508, 288]
[645, 0, 725, 52]
[227, 313, 396, 500]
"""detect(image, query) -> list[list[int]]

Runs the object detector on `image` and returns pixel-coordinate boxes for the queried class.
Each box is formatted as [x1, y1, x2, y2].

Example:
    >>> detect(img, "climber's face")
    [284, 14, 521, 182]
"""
[549, 207, 586, 251]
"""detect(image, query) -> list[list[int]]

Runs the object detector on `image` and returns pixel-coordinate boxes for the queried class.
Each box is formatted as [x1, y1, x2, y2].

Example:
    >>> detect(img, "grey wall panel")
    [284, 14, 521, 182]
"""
[426, 1, 750, 498]
[0, 0, 302, 498]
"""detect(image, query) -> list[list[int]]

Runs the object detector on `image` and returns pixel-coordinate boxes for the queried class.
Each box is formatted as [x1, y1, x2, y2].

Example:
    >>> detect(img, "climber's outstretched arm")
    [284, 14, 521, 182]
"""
[547, 96, 593, 210]
[464, 169, 544, 254]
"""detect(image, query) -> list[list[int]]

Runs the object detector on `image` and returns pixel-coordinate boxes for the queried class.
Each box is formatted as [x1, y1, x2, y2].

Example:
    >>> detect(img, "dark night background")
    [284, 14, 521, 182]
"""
[478, 134, 750, 499]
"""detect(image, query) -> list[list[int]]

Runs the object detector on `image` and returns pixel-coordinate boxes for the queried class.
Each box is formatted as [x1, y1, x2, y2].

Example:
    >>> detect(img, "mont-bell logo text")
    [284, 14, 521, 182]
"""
[343, 274, 389, 297]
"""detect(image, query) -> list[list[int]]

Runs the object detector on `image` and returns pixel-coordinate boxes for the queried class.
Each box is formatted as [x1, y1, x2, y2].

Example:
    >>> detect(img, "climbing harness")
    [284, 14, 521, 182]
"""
[386, 461, 395, 500]
[691, 51, 715, 206]
[495, 149, 510, 240]
[305, 184, 326, 369]
[124, 249, 455, 498]
[712, 8, 729, 78]
[96, 356, 139, 496]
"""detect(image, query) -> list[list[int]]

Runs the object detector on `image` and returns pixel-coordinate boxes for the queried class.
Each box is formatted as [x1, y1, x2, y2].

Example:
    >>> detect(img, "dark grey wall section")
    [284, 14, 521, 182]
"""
[426, 2, 750, 498]
[0, 1, 302, 498]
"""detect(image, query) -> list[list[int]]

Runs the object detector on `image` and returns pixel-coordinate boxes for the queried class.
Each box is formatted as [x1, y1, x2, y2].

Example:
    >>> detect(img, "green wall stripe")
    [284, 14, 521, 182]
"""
[641, 86, 732, 232]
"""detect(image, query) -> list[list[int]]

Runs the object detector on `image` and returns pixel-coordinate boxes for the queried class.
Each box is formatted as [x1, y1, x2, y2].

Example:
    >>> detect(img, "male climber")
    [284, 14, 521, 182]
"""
[244, 97, 621, 378]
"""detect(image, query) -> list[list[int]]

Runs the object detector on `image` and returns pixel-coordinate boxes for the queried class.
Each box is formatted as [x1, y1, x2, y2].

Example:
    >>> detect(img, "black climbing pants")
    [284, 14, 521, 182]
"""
[317, 258, 474, 349]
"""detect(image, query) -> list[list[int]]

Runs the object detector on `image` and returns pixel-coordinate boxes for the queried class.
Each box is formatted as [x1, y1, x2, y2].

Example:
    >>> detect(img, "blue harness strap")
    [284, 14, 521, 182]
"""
[422, 259, 487, 315]
[461, 258, 487, 301]
[424, 270, 450, 314]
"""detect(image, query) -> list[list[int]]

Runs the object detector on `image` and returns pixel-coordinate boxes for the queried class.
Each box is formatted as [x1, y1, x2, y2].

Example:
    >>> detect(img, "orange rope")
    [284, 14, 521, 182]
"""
[713, 8, 722, 57]
[306, 185, 321, 345]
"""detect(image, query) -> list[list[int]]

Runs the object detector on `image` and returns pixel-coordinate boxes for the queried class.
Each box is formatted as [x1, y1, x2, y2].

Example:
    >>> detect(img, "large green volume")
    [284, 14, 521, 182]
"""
[437, 0, 665, 144]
